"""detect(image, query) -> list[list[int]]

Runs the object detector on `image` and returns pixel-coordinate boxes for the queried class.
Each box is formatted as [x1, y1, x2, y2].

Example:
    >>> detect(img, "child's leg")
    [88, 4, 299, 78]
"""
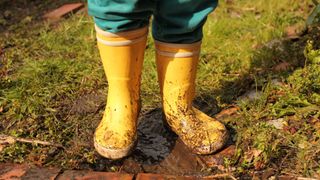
[88, 0, 154, 32]
[152, 0, 218, 43]
[88, 0, 153, 159]
[153, 0, 229, 154]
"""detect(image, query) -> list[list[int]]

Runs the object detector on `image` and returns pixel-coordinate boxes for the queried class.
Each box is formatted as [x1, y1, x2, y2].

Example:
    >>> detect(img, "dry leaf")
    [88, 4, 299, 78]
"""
[215, 107, 240, 120]
[273, 62, 291, 72]
[286, 25, 299, 37]
[0, 134, 16, 145]
[0, 135, 16, 153]
[244, 148, 263, 163]
[266, 118, 288, 130]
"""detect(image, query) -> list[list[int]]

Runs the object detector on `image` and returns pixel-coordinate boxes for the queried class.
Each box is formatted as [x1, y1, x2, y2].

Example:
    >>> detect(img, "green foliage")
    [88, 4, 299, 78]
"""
[304, 40, 320, 64]
[307, 0, 320, 25]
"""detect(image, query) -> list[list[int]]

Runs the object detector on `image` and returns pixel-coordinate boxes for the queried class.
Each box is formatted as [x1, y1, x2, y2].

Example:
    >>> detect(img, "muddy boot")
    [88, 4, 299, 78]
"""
[94, 26, 148, 159]
[155, 40, 229, 155]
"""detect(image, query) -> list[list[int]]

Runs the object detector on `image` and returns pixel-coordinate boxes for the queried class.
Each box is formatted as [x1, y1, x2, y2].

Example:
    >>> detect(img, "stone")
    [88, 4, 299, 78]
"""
[238, 90, 263, 101]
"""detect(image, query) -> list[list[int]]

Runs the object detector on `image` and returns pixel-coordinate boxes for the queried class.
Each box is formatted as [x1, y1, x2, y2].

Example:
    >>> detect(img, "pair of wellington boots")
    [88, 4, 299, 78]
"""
[94, 26, 229, 159]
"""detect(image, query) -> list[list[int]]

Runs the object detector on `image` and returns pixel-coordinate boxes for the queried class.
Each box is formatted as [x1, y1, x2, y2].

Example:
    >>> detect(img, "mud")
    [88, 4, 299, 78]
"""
[0, 0, 76, 33]
[134, 108, 177, 165]
[69, 92, 105, 115]
[70, 101, 237, 175]
[118, 107, 236, 176]
[123, 108, 208, 175]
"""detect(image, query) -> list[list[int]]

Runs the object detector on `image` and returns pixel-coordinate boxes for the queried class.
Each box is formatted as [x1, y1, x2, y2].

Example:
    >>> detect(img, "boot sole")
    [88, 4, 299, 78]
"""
[94, 137, 136, 160]
[193, 131, 229, 155]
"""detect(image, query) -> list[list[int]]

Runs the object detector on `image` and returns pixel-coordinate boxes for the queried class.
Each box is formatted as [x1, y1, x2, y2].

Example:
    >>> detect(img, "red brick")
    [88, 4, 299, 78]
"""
[136, 173, 196, 180]
[136, 173, 231, 180]
[0, 163, 61, 180]
[22, 166, 61, 180]
[56, 170, 134, 180]
[0, 164, 28, 179]
[43, 3, 85, 21]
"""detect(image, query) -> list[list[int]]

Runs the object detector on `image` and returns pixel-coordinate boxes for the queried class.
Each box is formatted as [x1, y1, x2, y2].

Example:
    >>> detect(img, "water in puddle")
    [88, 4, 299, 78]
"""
[121, 108, 207, 175]
[133, 108, 177, 165]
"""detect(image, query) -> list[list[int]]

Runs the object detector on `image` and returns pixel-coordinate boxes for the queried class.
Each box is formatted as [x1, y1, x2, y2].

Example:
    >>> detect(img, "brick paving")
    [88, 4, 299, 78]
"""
[56, 170, 134, 180]
[0, 163, 61, 180]
[0, 163, 308, 180]
[0, 163, 238, 180]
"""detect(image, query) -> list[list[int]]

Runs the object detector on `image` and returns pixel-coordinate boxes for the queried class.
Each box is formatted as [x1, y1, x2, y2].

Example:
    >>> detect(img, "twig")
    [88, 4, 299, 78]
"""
[0, 134, 63, 148]
[297, 178, 319, 180]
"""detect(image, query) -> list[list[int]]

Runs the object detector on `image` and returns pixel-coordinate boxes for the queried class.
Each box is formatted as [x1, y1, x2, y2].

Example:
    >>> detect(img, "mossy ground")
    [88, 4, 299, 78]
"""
[0, 0, 320, 178]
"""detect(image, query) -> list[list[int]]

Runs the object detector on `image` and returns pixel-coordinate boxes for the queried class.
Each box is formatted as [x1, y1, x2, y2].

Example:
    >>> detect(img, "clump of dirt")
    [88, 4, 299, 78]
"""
[68, 92, 105, 115]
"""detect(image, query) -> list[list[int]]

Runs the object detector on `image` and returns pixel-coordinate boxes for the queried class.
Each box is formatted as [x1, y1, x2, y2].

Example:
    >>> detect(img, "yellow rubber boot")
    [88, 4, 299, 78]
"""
[155, 40, 229, 155]
[94, 26, 148, 159]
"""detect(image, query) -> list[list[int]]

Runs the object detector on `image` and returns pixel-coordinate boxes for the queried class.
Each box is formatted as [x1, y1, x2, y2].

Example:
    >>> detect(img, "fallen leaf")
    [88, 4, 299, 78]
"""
[0, 134, 16, 145]
[273, 62, 291, 72]
[226, 0, 234, 5]
[0, 135, 15, 153]
[266, 118, 287, 130]
[285, 25, 299, 37]
[230, 11, 241, 18]
[215, 107, 240, 120]
[298, 141, 310, 149]
[271, 79, 285, 86]
[244, 148, 263, 164]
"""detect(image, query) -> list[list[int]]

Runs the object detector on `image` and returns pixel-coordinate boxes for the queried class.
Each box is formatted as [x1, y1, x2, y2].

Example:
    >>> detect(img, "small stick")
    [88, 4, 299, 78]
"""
[297, 178, 319, 180]
[0, 134, 63, 148]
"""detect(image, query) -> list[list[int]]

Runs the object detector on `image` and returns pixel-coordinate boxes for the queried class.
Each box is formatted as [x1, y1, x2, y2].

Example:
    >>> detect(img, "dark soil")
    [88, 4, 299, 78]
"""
[0, 0, 82, 33]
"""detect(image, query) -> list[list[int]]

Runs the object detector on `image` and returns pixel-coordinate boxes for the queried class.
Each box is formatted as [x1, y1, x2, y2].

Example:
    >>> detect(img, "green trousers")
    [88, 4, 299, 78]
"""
[88, 0, 218, 43]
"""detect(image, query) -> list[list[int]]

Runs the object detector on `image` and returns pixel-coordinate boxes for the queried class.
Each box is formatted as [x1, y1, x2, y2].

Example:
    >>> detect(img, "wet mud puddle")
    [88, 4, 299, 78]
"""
[120, 108, 234, 176]
[71, 92, 232, 175]
[90, 105, 236, 176]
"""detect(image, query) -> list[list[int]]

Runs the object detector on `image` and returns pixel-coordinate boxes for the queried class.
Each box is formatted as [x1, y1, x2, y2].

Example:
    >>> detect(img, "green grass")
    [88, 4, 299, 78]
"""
[1, 0, 320, 177]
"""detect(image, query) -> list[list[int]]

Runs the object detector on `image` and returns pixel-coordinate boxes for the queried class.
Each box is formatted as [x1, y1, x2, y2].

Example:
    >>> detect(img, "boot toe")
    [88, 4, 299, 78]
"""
[192, 129, 229, 155]
[94, 136, 136, 160]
